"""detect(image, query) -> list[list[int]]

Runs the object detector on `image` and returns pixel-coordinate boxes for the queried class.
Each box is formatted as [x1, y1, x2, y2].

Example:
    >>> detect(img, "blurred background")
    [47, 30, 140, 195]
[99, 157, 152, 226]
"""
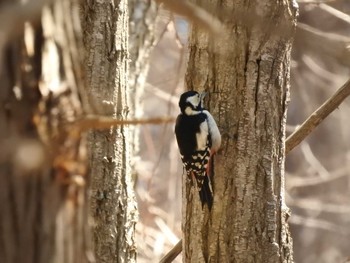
[135, 1, 350, 262]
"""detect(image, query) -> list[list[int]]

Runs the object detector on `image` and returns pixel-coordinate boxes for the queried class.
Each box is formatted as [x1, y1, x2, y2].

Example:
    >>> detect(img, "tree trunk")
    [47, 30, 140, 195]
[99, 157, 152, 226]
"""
[81, 1, 137, 262]
[183, 1, 298, 262]
[128, 0, 158, 161]
[0, 1, 91, 263]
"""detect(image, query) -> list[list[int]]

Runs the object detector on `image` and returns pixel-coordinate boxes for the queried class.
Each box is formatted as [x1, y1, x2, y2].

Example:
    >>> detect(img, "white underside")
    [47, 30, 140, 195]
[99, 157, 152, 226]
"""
[202, 110, 221, 152]
[196, 121, 209, 151]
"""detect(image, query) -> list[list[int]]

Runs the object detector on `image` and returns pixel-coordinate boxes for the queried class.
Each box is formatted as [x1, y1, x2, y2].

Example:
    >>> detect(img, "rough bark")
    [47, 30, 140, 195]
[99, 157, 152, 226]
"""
[0, 1, 90, 263]
[128, 0, 158, 160]
[81, 1, 137, 262]
[183, 1, 298, 262]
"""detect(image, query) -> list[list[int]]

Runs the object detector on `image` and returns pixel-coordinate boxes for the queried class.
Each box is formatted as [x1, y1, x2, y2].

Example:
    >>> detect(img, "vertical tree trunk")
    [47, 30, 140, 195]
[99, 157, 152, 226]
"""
[183, 1, 298, 262]
[128, 0, 158, 160]
[0, 1, 90, 263]
[81, 1, 137, 262]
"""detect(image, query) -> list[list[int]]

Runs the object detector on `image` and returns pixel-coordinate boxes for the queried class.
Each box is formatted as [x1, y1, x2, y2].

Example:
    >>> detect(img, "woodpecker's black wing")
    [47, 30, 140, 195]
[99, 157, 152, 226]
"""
[175, 113, 209, 154]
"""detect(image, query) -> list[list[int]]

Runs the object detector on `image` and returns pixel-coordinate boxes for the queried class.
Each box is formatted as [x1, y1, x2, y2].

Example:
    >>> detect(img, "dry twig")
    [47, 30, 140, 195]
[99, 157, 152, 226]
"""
[159, 240, 182, 263]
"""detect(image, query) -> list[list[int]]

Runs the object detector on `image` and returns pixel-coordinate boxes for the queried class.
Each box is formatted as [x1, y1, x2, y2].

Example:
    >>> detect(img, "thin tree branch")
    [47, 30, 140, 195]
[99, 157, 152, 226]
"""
[296, 23, 350, 67]
[159, 240, 182, 263]
[287, 165, 350, 189]
[300, 142, 330, 178]
[298, 0, 335, 2]
[145, 83, 178, 105]
[286, 78, 350, 153]
[71, 115, 176, 134]
[297, 22, 350, 43]
[301, 55, 339, 83]
[287, 198, 350, 214]
[318, 3, 350, 24]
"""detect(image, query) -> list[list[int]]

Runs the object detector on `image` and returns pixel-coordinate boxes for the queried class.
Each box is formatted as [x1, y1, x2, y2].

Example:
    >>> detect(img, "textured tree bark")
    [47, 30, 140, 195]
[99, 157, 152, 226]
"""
[183, 1, 298, 262]
[81, 1, 137, 262]
[0, 1, 90, 263]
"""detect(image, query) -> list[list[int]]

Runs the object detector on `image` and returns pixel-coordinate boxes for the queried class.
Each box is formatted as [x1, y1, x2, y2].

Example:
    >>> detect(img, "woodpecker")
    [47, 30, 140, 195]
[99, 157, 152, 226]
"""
[175, 91, 221, 210]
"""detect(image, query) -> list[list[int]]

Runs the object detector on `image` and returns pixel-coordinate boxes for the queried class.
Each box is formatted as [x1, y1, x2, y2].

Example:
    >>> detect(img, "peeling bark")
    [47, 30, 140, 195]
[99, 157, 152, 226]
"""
[0, 1, 90, 263]
[81, 0, 137, 262]
[183, 1, 298, 262]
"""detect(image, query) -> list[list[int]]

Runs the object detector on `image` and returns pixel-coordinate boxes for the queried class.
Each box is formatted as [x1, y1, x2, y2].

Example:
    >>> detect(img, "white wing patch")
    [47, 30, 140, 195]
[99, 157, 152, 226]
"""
[186, 94, 201, 108]
[196, 120, 209, 151]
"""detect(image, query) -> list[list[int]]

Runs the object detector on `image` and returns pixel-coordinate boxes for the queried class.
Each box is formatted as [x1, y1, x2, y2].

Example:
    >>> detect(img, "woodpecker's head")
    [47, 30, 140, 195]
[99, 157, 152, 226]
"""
[179, 91, 206, 115]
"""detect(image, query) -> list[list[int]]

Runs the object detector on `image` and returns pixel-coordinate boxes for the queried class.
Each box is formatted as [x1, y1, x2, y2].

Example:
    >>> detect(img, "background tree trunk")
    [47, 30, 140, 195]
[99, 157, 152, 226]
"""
[0, 1, 91, 263]
[81, 0, 137, 262]
[128, 0, 158, 161]
[183, 1, 298, 262]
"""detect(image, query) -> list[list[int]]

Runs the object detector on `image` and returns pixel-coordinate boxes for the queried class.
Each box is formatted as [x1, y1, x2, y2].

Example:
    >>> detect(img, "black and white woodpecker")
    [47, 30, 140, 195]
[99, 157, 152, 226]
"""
[175, 91, 221, 210]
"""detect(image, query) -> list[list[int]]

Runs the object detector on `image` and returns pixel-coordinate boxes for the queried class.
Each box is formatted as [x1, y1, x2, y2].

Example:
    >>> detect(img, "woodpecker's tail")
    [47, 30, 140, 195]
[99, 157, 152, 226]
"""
[198, 175, 213, 210]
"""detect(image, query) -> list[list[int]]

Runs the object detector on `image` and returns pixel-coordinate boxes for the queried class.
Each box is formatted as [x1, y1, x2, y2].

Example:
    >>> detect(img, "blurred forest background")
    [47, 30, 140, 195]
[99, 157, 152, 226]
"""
[135, 1, 350, 262]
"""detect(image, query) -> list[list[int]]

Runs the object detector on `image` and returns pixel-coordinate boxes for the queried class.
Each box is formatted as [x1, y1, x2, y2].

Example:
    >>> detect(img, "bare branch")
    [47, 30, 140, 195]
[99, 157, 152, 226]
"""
[297, 22, 349, 42]
[288, 198, 350, 214]
[301, 55, 339, 84]
[154, 12, 172, 47]
[159, 239, 182, 263]
[153, 0, 223, 35]
[154, 218, 179, 245]
[145, 83, 178, 105]
[298, 0, 335, 3]
[287, 165, 349, 189]
[170, 13, 185, 49]
[286, 78, 350, 153]
[300, 142, 330, 178]
[296, 23, 350, 66]
[318, 3, 350, 24]
[71, 115, 176, 133]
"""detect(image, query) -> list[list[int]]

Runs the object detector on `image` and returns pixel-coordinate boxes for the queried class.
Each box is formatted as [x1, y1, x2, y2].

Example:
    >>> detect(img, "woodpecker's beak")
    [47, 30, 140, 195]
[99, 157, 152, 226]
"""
[200, 92, 207, 100]
[199, 92, 207, 109]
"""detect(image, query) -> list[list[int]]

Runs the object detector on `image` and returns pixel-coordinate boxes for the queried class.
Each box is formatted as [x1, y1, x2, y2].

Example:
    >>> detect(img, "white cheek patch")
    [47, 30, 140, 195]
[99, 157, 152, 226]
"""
[186, 95, 200, 108]
[196, 121, 209, 151]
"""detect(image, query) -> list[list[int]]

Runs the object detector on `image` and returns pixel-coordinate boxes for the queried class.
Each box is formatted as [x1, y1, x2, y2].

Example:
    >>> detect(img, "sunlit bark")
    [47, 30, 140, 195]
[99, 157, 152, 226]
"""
[183, 1, 298, 262]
